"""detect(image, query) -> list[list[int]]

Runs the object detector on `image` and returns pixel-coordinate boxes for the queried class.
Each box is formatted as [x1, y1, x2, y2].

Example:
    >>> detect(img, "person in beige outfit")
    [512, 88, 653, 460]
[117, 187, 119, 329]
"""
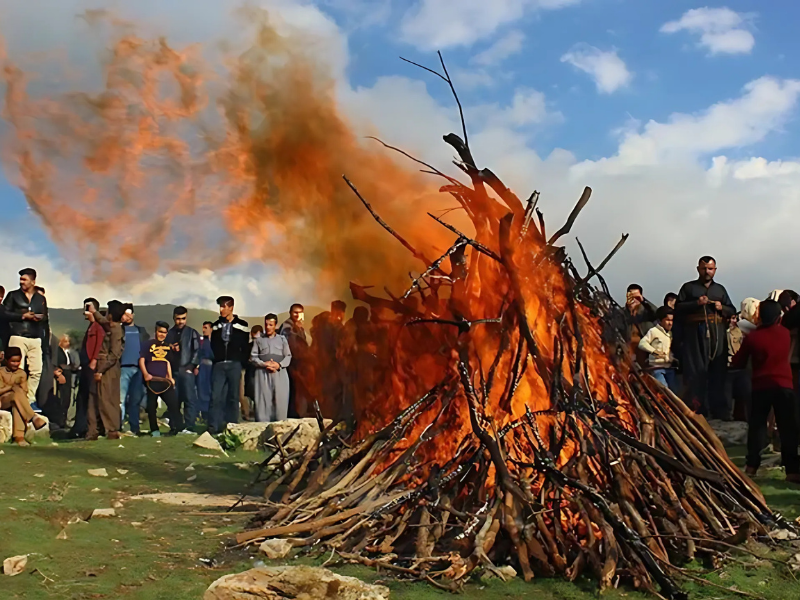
[0, 347, 47, 445]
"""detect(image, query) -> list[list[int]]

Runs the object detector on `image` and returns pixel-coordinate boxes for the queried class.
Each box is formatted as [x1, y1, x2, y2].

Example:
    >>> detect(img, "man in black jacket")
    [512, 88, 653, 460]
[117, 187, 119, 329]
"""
[209, 296, 249, 434]
[166, 306, 201, 433]
[2, 268, 48, 405]
[0, 285, 10, 359]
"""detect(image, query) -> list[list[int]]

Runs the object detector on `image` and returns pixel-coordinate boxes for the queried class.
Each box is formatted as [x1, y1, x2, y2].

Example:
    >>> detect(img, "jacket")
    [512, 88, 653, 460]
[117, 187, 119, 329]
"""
[730, 324, 793, 391]
[166, 325, 201, 371]
[96, 321, 124, 376]
[2, 289, 48, 339]
[80, 322, 106, 366]
[637, 324, 674, 368]
[210, 316, 250, 366]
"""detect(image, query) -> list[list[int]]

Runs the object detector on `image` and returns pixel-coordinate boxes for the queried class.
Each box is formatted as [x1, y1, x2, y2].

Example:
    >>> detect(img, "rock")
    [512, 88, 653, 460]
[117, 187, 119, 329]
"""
[117, 469, 129, 475]
[0, 410, 11, 444]
[707, 420, 748, 446]
[194, 432, 223, 452]
[3, 555, 27, 576]
[56, 529, 68, 540]
[204, 566, 389, 600]
[258, 539, 294, 559]
[111, 500, 124, 509]
[90, 508, 116, 519]
[25, 415, 50, 444]
[88, 468, 109, 477]
[223, 419, 332, 453]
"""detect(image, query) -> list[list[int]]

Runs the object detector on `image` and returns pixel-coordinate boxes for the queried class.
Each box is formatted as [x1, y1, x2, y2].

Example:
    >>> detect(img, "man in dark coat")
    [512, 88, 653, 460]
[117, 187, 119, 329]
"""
[675, 256, 736, 419]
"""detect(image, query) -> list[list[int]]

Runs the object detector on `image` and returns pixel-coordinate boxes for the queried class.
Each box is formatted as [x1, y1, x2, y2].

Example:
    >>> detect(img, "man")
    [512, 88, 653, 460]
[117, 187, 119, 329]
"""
[0, 285, 9, 360]
[33, 287, 56, 413]
[166, 306, 200, 433]
[119, 305, 149, 434]
[209, 296, 249, 434]
[663, 293, 678, 310]
[278, 303, 310, 417]
[638, 306, 677, 391]
[0, 347, 47, 446]
[2, 268, 47, 404]
[675, 256, 736, 419]
[140, 321, 181, 436]
[48, 334, 77, 430]
[70, 298, 105, 438]
[197, 321, 214, 422]
[624, 284, 657, 366]
[725, 313, 750, 422]
[252, 314, 292, 422]
[87, 301, 125, 441]
[732, 300, 800, 484]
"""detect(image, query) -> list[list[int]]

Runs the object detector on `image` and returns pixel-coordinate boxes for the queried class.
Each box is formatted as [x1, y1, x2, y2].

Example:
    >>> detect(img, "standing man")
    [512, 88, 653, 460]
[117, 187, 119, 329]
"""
[119, 306, 149, 434]
[624, 284, 657, 365]
[49, 334, 77, 430]
[197, 321, 214, 423]
[2, 268, 47, 405]
[675, 256, 736, 419]
[209, 296, 249, 434]
[166, 306, 200, 434]
[252, 314, 292, 422]
[279, 303, 309, 417]
[0, 285, 9, 359]
[70, 298, 104, 438]
[87, 301, 125, 441]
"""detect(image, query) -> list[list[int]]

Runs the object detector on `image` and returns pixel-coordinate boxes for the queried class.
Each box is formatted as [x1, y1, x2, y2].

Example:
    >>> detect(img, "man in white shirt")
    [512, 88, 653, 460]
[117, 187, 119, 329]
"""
[638, 306, 677, 391]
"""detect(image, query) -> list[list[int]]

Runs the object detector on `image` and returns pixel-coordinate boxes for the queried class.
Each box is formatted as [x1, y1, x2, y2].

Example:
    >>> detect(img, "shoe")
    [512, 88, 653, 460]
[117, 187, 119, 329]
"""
[744, 466, 758, 477]
[150, 430, 161, 437]
[177, 429, 197, 436]
[107, 432, 121, 440]
[32, 416, 48, 431]
[30, 402, 43, 413]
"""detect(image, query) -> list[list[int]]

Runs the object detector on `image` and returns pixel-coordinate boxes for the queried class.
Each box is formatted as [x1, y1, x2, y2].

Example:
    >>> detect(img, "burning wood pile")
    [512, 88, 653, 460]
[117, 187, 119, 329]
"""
[235, 60, 787, 599]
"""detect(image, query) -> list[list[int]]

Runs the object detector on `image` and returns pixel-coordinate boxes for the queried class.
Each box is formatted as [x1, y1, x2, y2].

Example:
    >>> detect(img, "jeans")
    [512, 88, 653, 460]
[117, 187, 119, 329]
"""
[210, 361, 242, 434]
[746, 387, 799, 474]
[175, 369, 199, 429]
[120, 366, 145, 433]
[652, 368, 677, 393]
[197, 363, 212, 417]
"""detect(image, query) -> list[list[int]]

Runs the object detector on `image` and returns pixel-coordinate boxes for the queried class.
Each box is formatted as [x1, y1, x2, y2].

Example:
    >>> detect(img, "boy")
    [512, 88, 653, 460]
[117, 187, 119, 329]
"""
[731, 300, 800, 483]
[0, 347, 47, 445]
[638, 306, 677, 391]
[139, 321, 182, 436]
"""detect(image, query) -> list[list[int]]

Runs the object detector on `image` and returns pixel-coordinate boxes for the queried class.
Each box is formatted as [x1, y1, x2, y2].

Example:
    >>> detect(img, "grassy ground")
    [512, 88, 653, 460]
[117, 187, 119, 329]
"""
[1, 438, 799, 599]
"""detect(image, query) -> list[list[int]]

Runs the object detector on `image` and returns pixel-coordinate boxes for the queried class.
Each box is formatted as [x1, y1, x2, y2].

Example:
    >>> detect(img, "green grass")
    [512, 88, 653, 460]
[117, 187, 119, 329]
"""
[1, 437, 799, 599]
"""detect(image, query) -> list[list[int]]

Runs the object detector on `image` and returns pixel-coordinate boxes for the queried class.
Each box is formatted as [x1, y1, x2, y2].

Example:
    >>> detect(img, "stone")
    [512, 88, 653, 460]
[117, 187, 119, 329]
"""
[204, 566, 389, 600]
[88, 468, 109, 477]
[707, 420, 748, 447]
[0, 410, 11, 444]
[224, 418, 332, 453]
[90, 508, 116, 519]
[258, 538, 294, 559]
[3, 555, 27, 576]
[194, 432, 224, 452]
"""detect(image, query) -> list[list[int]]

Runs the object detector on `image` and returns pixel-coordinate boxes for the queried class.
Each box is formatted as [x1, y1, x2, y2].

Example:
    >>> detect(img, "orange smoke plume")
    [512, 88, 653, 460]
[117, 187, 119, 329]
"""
[0, 9, 450, 295]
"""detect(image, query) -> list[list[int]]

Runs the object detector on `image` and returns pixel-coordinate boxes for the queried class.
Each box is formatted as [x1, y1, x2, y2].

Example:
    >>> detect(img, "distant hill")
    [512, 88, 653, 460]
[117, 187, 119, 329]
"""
[49, 304, 326, 340]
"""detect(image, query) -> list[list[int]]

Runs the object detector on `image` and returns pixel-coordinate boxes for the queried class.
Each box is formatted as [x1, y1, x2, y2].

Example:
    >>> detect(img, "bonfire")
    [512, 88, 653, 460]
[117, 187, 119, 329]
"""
[235, 56, 786, 600]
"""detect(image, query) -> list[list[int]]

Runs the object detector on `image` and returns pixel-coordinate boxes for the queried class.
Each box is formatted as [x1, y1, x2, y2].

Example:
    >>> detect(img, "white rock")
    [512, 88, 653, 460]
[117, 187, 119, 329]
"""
[3, 555, 27, 576]
[88, 468, 109, 478]
[91, 508, 116, 519]
[0, 411, 12, 444]
[193, 432, 223, 452]
[25, 415, 50, 444]
[204, 566, 389, 600]
[258, 539, 294, 559]
[56, 529, 68, 540]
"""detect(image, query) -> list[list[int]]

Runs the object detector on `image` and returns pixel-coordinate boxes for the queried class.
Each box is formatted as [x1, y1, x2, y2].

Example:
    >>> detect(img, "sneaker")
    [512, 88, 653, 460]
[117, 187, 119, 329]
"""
[30, 402, 43, 413]
[150, 430, 161, 437]
[177, 429, 197, 436]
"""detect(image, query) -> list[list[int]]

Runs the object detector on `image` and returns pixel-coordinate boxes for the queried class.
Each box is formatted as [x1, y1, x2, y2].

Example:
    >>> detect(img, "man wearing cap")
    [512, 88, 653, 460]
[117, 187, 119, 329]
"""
[209, 296, 249, 434]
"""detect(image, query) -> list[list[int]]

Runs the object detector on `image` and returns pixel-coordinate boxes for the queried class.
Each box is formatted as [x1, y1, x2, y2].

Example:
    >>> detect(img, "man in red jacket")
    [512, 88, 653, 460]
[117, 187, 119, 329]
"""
[68, 298, 106, 438]
[731, 299, 800, 482]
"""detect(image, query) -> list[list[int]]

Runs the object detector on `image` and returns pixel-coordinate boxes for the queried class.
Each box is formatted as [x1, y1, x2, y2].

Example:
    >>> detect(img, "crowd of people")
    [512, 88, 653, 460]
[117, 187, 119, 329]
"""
[2, 257, 800, 485]
[625, 256, 800, 483]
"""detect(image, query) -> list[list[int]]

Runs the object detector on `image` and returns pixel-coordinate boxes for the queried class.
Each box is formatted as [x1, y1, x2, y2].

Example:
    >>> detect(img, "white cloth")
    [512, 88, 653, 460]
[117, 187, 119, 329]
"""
[637, 324, 673, 367]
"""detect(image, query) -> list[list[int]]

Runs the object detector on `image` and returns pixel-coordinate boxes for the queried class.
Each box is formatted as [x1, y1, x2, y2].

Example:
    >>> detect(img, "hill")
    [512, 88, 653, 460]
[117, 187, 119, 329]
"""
[49, 304, 326, 340]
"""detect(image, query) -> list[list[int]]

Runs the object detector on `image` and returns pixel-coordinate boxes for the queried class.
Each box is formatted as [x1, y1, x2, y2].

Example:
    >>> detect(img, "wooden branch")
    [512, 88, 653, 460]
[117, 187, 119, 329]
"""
[427, 212, 501, 262]
[548, 187, 592, 245]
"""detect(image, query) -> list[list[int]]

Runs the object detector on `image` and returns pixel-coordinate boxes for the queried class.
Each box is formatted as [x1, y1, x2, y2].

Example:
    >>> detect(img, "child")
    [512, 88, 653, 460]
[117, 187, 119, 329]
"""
[731, 300, 799, 483]
[139, 321, 182, 436]
[638, 306, 677, 391]
[0, 347, 47, 445]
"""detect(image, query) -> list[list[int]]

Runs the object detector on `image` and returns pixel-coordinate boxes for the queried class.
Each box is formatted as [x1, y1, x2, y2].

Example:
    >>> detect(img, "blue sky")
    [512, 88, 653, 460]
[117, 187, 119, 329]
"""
[1, 1, 799, 311]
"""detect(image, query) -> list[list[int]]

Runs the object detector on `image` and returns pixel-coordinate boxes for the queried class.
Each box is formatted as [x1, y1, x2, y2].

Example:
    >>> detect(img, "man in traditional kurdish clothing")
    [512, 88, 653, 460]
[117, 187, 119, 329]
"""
[87, 301, 125, 440]
[675, 256, 736, 419]
[251, 313, 292, 422]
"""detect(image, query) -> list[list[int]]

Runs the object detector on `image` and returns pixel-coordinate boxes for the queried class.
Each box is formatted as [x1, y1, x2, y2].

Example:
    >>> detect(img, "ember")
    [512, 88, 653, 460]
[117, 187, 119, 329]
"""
[236, 57, 786, 600]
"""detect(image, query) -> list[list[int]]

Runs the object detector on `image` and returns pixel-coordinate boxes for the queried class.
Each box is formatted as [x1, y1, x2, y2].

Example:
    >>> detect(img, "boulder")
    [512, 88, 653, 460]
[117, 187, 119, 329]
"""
[194, 431, 224, 452]
[258, 538, 294, 559]
[708, 419, 748, 447]
[204, 566, 389, 600]
[0, 410, 10, 444]
[225, 419, 332, 453]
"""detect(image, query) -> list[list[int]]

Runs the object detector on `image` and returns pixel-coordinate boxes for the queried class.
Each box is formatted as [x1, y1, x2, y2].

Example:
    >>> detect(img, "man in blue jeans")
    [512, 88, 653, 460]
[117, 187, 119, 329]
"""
[120, 305, 149, 434]
[209, 296, 249, 435]
[166, 306, 201, 434]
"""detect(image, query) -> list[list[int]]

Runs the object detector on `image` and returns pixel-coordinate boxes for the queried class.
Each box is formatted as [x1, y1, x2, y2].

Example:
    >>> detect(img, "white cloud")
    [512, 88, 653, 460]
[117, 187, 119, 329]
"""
[661, 7, 755, 55]
[471, 30, 525, 66]
[560, 44, 632, 94]
[400, 0, 580, 50]
[485, 87, 563, 127]
[450, 67, 496, 90]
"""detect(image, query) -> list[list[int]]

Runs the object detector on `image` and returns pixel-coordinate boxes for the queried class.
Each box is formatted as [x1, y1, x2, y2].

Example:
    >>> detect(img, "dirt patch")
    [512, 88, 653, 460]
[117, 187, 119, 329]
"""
[130, 492, 264, 508]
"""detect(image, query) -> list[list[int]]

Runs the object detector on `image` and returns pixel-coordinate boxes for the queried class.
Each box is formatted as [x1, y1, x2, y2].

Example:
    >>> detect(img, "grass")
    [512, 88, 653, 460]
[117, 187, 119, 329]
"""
[1, 437, 799, 599]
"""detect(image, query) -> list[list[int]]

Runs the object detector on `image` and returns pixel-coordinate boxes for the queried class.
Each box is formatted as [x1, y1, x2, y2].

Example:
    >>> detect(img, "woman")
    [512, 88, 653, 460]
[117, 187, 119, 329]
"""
[251, 314, 292, 422]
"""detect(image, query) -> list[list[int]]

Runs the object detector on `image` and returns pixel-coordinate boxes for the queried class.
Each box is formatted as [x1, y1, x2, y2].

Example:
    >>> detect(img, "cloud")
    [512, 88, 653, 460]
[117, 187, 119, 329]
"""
[471, 30, 525, 66]
[560, 44, 632, 94]
[577, 76, 800, 171]
[485, 87, 563, 127]
[399, 0, 580, 50]
[661, 7, 755, 55]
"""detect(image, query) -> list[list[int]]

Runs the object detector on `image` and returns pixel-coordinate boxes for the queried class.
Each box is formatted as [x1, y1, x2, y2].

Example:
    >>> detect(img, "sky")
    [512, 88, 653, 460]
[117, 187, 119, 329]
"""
[0, 0, 799, 312]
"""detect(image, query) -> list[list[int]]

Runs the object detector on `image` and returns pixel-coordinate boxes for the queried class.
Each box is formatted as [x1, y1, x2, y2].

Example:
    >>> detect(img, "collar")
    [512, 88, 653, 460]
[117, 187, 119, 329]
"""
[656, 324, 671, 336]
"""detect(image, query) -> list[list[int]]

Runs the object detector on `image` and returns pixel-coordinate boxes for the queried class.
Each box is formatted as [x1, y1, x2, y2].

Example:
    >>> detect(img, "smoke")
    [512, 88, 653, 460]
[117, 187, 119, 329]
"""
[0, 7, 452, 298]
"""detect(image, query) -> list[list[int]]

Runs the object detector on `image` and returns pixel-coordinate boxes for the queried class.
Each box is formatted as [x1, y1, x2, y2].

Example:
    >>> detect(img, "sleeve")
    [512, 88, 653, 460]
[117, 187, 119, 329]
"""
[189, 329, 200, 368]
[674, 284, 697, 315]
[20, 373, 28, 397]
[0, 295, 22, 322]
[637, 328, 656, 354]
[280, 335, 292, 368]
[643, 300, 658, 323]
[250, 339, 266, 367]
[93, 311, 111, 332]
[97, 326, 123, 374]
[40, 295, 49, 324]
[87, 325, 104, 361]
[140, 340, 150, 361]
[729, 335, 751, 371]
